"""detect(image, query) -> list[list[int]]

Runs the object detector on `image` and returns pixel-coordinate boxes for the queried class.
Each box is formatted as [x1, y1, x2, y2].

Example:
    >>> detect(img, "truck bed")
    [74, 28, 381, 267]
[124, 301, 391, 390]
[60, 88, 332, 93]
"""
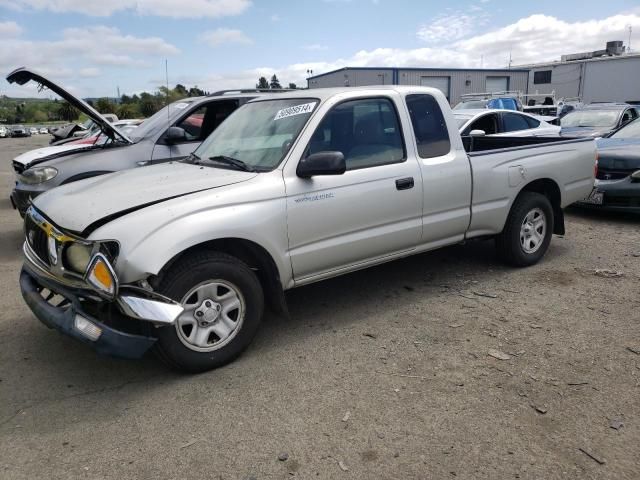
[462, 135, 591, 155]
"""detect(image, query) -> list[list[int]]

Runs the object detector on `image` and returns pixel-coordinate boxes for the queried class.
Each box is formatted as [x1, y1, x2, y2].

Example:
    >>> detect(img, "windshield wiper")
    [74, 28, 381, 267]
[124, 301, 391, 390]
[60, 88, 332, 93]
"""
[208, 155, 256, 172]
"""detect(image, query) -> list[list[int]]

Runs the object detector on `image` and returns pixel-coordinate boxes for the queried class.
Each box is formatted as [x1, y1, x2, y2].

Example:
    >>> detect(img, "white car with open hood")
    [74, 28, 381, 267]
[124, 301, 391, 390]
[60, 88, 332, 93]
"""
[20, 86, 596, 372]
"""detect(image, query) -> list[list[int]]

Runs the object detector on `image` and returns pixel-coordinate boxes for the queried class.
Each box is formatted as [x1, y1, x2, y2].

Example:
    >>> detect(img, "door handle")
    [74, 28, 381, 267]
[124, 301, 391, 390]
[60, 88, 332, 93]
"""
[395, 177, 414, 190]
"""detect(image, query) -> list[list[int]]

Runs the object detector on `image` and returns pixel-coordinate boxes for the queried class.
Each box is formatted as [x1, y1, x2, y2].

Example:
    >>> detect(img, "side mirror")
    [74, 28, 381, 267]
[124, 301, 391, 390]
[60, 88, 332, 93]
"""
[469, 129, 486, 137]
[164, 126, 187, 144]
[297, 151, 346, 178]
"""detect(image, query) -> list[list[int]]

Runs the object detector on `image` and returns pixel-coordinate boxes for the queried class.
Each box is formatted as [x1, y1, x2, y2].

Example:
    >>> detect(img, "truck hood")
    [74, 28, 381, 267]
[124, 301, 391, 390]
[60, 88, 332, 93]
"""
[6, 67, 132, 145]
[33, 162, 257, 234]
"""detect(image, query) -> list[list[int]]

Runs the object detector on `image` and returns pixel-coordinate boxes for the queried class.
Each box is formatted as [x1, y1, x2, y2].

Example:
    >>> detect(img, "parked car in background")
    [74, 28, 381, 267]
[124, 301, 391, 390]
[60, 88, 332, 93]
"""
[454, 94, 522, 111]
[0, 126, 9, 137]
[577, 118, 640, 212]
[11, 125, 30, 137]
[18, 86, 596, 371]
[39, 127, 49, 134]
[560, 103, 639, 138]
[29, 127, 38, 135]
[7, 67, 274, 216]
[454, 110, 560, 137]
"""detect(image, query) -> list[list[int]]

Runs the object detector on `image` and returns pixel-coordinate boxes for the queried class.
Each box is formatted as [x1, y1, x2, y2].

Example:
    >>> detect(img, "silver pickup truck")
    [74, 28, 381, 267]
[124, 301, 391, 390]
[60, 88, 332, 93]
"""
[19, 86, 596, 372]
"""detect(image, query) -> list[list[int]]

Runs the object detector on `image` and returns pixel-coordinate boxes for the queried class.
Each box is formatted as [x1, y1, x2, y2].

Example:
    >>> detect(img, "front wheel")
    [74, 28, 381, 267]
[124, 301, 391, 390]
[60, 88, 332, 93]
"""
[496, 192, 554, 267]
[153, 251, 264, 372]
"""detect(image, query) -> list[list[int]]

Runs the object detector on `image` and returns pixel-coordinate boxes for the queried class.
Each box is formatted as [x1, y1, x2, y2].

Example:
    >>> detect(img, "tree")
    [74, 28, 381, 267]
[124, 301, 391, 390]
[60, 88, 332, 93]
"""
[174, 84, 188, 97]
[58, 101, 79, 122]
[256, 76, 269, 89]
[120, 94, 133, 104]
[117, 103, 138, 119]
[96, 98, 116, 114]
[269, 74, 282, 89]
[288, 83, 297, 89]
[188, 86, 206, 97]
[139, 97, 159, 117]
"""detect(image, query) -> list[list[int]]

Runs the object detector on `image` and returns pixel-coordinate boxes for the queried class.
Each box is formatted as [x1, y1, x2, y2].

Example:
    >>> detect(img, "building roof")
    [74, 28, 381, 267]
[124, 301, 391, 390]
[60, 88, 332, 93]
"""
[307, 66, 529, 81]
[514, 52, 640, 69]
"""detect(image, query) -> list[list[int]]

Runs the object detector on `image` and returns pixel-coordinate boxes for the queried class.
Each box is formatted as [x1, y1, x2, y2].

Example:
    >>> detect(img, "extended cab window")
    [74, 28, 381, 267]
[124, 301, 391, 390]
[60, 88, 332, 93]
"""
[406, 94, 450, 158]
[175, 100, 239, 142]
[502, 113, 532, 132]
[306, 98, 405, 170]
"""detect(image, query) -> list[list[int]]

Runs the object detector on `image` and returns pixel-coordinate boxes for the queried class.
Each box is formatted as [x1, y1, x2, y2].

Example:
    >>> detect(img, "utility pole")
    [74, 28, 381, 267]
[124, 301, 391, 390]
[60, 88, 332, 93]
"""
[628, 25, 632, 53]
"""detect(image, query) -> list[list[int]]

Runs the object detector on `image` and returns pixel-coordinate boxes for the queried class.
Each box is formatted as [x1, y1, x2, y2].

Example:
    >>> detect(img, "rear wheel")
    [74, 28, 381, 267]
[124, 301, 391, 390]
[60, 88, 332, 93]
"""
[153, 251, 264, 372]
[496, 192, 554, 267]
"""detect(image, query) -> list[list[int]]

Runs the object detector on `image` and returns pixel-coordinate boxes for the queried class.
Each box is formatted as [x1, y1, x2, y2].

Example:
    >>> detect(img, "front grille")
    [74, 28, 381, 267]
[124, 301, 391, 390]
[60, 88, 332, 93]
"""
[13, 161, 25, 174]
[25, 215, 50, 266]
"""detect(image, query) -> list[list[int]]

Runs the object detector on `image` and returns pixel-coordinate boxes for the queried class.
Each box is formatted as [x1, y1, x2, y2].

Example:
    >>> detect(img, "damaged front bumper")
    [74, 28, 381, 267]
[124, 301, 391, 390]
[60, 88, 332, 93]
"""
[21, 243, 183, 359]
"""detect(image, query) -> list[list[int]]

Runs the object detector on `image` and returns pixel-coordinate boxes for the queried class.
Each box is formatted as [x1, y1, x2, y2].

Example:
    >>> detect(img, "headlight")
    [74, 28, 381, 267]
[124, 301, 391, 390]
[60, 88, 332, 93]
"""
[631, 170, 640, 181]
[18, 167, 58, 184]
[65, 243, 92, 273]
[86, 253, 117, 297]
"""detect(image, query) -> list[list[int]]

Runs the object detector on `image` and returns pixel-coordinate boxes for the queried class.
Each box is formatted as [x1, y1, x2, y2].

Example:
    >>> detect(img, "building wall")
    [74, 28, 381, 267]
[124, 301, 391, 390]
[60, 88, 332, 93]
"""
[397, 69, 528, 106]
[307, 68, 393, 89]
[525, 56, 640, 103]
[582, 57, 640, 103]
[308, 68, 529, 106]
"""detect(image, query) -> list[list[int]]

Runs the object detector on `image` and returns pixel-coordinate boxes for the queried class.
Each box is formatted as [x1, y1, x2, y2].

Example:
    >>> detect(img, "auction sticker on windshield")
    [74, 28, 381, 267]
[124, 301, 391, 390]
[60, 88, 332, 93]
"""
[274, 102, 316, 120]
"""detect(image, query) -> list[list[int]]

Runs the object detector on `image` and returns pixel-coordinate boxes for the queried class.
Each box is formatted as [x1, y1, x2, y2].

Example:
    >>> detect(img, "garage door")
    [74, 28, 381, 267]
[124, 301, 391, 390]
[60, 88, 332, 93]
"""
[486, 76, 508, 93]
[420, 77, 450, 99]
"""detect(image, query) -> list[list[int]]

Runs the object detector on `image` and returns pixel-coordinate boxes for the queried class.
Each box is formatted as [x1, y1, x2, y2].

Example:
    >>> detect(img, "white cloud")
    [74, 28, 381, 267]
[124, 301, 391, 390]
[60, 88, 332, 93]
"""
[302, 44, 328, 51]
[270, 13, 280, 21]
[78, 67, 100, 77]
[0, 0, 251, 18]
[0, 20, 22, 37]
[199, 28, 252, 47]
[417, 11, 489, 44]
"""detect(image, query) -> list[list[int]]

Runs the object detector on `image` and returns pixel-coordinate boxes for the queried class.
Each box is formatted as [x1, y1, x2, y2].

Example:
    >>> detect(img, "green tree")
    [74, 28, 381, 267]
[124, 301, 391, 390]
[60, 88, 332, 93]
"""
[269, 75, 282, 89]
[117, 103, 138, 119]
[174, 84, 188, 97]
[188, 86, 206, 97]
[288, 83, 297, 89]
[139, 96, 159, 117]
[95, 98, 116, 114]
[58, 101, 79, 122]
[256, 76, 269, 89]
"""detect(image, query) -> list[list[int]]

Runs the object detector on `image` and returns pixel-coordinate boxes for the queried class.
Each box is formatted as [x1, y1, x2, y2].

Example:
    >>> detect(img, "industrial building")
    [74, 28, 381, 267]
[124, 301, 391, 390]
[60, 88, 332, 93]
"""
[517, 41, 640, 104]
[306, 41, 640, 106]
[306, 67, 529, 106]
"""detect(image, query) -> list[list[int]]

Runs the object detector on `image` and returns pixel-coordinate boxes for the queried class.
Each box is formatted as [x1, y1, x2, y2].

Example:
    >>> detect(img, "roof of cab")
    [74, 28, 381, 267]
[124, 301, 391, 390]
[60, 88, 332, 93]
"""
[246, 85, 446, 103]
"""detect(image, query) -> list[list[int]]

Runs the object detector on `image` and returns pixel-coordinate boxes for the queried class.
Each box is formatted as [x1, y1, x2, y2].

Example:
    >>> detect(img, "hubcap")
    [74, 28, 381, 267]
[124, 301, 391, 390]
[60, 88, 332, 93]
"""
[175, 280, 245, 352]
[520, 208, 546, 254]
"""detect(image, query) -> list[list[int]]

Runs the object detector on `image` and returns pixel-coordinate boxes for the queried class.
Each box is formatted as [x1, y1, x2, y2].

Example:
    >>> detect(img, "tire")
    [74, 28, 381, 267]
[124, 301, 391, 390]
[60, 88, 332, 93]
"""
[496, 192, 554, 267]
[153, 251, 264, 373]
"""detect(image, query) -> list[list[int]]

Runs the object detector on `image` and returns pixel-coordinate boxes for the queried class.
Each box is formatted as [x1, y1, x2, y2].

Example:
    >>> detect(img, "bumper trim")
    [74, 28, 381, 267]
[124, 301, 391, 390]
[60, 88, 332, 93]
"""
[117, 288, 183, 325]
[20, 269, 156, 359]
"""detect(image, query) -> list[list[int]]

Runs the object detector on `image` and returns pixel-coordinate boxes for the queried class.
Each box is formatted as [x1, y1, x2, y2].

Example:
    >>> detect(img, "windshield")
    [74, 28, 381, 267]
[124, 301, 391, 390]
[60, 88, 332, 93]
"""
[610, 118, 640, 139]
[192, 98, 318, 171]
[561, 110, 619, 128]
[128, 101, 194, 142]
[454, 100, 486, 110]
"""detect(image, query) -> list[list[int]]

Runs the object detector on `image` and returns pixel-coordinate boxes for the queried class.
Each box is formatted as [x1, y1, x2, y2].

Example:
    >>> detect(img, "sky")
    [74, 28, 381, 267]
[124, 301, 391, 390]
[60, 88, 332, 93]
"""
[0, 0, 638, 98]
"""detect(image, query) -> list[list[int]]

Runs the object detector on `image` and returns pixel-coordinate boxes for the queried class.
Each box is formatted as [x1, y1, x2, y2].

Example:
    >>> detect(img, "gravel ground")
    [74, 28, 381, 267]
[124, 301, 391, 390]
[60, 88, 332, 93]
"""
[1, 136, 639, 480]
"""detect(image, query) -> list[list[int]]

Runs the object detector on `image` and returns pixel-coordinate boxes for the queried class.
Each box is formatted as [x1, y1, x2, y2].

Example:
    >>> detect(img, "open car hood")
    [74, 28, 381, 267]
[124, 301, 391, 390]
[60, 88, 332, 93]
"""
[6, 67, 132, 145]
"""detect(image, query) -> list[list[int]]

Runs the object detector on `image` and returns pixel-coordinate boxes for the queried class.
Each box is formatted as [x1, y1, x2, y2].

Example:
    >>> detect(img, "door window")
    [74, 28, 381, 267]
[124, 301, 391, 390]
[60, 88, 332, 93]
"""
[306, 98, 405, 170]
[464, 113, 499, 135]
[174, 100, 239, 143]
[502, 113, 532, 132]
[406, 94, 450, 158]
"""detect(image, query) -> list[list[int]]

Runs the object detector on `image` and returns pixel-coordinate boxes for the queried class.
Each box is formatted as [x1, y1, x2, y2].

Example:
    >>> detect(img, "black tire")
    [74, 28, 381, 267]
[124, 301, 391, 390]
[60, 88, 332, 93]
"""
[496, 192, 554, 267]
[153, 251, 264, 373]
